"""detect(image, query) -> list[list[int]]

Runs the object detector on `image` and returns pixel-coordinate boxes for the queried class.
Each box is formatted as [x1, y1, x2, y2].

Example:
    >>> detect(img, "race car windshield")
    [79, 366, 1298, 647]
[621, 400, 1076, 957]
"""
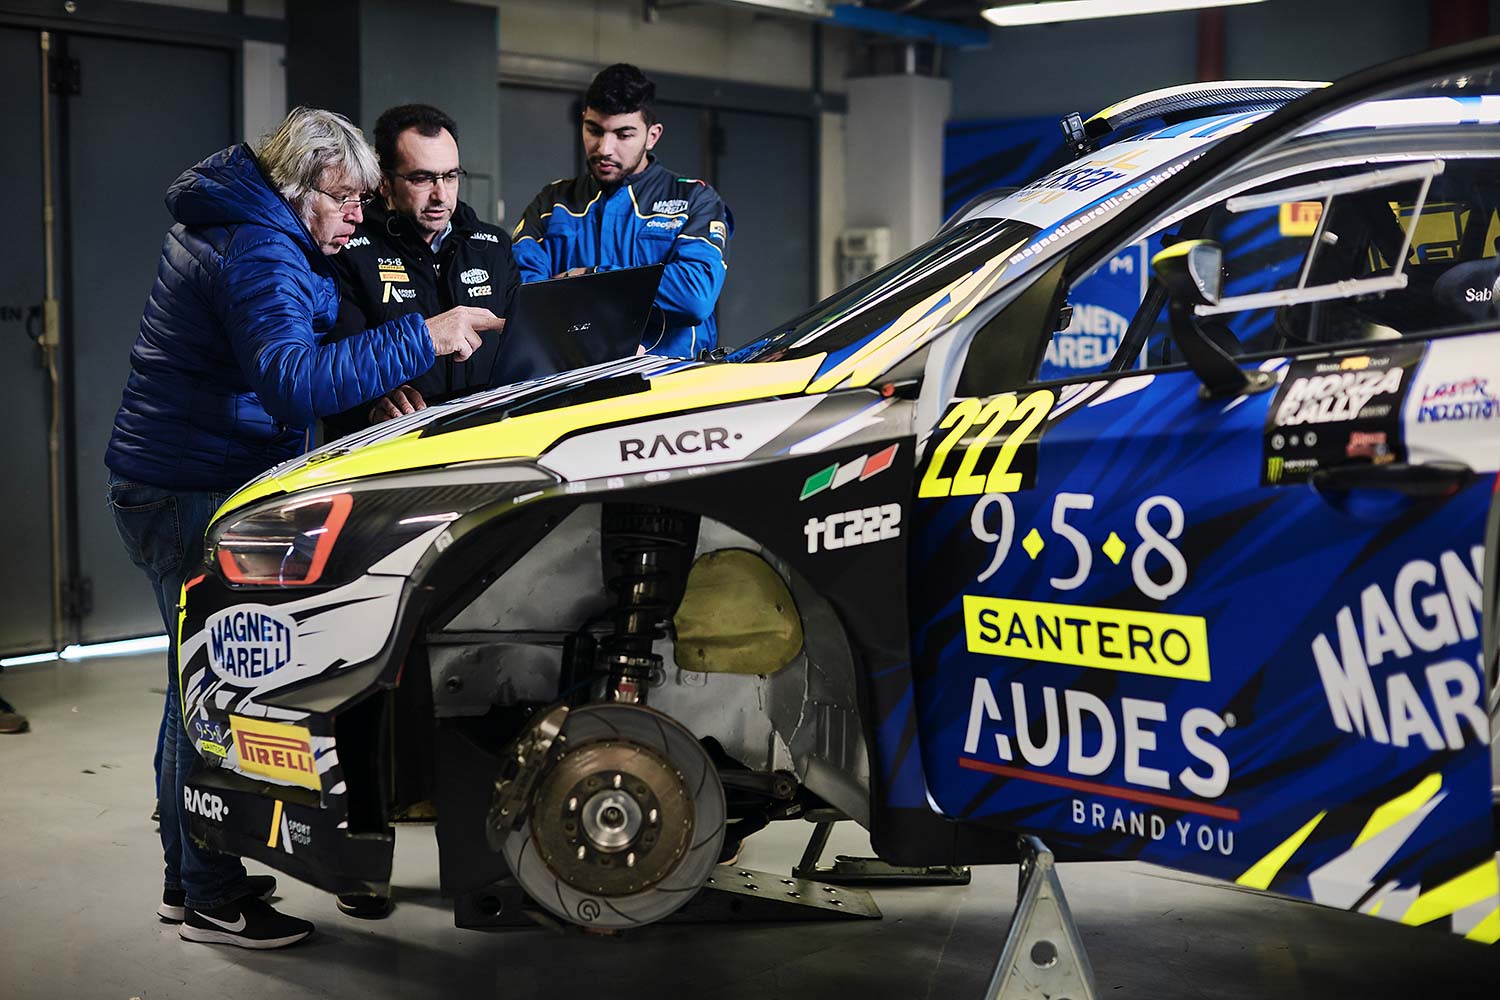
[730, 217, 1040, 365]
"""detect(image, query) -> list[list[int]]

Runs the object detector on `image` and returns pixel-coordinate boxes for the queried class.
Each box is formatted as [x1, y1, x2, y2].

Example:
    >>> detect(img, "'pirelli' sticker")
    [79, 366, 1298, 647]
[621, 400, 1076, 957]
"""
[230, 715, 320, 791]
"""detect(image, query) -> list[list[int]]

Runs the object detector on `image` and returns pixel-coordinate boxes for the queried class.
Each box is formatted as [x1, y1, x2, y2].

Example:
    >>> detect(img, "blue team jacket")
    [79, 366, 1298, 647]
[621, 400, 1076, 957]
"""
[105, 144, 434, 491]
[512, 158, 732, 358]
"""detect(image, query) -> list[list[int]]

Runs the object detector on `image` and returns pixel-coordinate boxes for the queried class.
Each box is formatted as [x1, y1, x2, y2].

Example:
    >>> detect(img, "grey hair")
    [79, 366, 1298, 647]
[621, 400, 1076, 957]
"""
[256, 106, 380, 224]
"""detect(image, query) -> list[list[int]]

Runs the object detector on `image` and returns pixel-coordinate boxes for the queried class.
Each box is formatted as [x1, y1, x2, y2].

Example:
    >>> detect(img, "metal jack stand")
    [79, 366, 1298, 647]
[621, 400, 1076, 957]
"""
[793, 812, 971, 886]
[985, 836, 1098, 1000]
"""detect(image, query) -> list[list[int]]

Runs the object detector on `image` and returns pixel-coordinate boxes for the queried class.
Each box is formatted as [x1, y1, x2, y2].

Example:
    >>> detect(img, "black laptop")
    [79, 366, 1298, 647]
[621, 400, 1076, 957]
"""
[485, 263, 663, 388]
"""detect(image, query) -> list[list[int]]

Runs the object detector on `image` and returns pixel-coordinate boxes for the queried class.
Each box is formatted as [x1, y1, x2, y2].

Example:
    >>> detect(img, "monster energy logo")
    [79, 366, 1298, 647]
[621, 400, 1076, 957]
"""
[1266, 456, 1284, 483]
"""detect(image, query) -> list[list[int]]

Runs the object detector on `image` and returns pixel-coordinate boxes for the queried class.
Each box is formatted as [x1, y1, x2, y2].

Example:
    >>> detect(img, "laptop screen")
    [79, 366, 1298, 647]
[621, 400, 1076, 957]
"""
[486, 264, 664, 389]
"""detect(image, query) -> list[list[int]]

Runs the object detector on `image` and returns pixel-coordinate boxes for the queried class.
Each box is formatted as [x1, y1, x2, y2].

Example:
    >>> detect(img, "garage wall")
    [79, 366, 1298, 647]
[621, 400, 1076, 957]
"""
[1223, 0, 1430, 80]
[242, 38, 286, 142]
[360, 0, 501, 223]
[949, 11, 1198, 122]
[950, 0, 1444, 122]
[485, 0, 855, 330]
[467, 0, 849, 93]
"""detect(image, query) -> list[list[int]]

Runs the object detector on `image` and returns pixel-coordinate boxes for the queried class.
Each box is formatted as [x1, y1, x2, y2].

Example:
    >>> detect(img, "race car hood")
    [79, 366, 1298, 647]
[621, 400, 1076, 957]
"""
[221, 353, 828, 515]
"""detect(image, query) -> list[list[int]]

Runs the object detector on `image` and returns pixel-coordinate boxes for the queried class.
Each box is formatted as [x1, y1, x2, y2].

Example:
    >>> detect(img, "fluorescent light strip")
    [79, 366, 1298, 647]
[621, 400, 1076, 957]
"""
[0, 650, 60, 667]
[983, 0, 1264, 27]
[2, 634, 169, 667]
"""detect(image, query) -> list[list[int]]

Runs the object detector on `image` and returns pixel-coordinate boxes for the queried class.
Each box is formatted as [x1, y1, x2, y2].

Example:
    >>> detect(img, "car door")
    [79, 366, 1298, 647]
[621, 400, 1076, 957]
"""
[910, 148, 1500, 939]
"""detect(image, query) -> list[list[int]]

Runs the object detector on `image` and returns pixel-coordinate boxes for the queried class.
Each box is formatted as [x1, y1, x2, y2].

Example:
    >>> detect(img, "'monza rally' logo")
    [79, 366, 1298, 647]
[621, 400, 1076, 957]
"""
[206, 606, 296, 683]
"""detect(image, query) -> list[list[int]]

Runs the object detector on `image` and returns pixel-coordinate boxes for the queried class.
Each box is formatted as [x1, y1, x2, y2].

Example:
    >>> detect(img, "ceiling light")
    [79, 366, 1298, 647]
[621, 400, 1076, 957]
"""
[983, 0, 1265, 27]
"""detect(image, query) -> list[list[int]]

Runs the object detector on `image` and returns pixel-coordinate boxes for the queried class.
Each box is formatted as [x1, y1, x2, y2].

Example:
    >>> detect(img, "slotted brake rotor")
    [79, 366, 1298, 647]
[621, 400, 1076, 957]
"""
[501, 703, 725, 929]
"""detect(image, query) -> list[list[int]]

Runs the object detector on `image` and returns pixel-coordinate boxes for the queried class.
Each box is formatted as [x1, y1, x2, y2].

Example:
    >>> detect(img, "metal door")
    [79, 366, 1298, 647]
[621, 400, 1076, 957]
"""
[63, 34, 234, 643]
[653, 101, 709, 184]
[713, 109, 814, 348]
[498, 86, 579, 232]
[0, 27, 56, 655]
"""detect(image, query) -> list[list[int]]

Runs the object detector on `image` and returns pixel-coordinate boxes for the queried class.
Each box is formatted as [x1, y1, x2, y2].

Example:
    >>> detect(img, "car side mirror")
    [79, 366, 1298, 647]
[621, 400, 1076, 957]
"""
[1153, 239, 1222, 306]
[1150, 240, 1274, 399]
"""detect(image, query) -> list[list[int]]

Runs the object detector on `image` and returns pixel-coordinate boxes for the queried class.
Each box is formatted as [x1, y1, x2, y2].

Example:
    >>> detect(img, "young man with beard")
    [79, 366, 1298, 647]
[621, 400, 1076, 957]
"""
[326, 104, 519, 435]
[512, 63, 733, 358]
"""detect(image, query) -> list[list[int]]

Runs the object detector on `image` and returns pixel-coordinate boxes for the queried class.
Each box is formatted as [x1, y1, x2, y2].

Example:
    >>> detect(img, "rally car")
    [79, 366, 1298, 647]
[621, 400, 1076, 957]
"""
[179, 38, 1499, 944]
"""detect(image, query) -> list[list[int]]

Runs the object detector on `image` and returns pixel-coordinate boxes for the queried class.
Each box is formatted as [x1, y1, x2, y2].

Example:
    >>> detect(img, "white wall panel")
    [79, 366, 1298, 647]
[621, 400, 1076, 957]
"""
[242, 39, 286, 143]
[487, 0, 837, 92]
[845, 75, 950, 260]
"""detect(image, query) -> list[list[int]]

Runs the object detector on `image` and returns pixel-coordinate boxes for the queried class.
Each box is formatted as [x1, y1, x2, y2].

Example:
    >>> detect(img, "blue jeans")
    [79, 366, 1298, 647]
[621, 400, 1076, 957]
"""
[107, 475, 248, 910]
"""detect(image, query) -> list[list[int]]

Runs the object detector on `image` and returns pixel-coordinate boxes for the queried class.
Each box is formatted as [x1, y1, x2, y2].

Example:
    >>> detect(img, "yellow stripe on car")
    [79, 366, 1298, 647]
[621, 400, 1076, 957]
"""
[248, 355, 826, 499]
[1399, 859, 1500, 928]
[1467, 905, 1500, 945]
[806, 251, 1015, 393]
[1352, 773, 1441, 848]
[835, 254, 1016, 390]
[1234, 811, 1326, 891]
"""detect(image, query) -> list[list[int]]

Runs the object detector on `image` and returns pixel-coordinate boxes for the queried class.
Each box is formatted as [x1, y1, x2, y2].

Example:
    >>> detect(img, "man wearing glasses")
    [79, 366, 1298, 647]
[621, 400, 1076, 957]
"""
[106, 107, 497, 951]
[326, 104, 519, 434]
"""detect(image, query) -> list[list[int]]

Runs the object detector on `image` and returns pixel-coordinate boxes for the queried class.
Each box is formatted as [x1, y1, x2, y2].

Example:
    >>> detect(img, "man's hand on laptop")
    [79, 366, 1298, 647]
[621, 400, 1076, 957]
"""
[368, 384, 426, 425]
[557, 267, 590, 278]
[427, 306, 504, 361]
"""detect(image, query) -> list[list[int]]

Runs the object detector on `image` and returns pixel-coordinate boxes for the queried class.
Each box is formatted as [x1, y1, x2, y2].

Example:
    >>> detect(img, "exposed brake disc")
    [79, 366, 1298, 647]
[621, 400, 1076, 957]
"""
[499, 702, 725, 929]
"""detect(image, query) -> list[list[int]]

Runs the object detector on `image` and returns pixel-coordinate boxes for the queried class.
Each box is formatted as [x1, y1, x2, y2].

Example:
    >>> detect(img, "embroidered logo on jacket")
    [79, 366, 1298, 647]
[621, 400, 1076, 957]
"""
[652, 199, 689, 214]
[461, 268, 490, 285]
[377, 256, 409, 283]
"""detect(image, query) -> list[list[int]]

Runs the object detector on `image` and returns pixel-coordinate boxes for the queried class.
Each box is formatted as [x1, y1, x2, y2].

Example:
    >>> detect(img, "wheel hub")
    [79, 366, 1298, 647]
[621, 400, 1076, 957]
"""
[581, 788, 643, 851]
[533, 740, 692, 895]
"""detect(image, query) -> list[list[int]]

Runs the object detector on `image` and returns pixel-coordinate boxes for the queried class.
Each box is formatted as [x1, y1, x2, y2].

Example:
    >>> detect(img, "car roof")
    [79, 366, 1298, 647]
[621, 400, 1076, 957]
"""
[950, 89, 1500, 236]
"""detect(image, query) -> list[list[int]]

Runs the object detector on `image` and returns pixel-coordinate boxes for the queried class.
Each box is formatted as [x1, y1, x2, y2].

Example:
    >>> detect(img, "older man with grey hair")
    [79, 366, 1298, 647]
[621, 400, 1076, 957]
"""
[104, 107, 502, 950]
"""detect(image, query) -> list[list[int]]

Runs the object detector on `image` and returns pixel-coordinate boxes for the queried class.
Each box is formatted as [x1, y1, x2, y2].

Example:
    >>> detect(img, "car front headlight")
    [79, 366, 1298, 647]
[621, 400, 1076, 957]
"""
[214, 492, 353, 586]
[206, 473, 547, 588]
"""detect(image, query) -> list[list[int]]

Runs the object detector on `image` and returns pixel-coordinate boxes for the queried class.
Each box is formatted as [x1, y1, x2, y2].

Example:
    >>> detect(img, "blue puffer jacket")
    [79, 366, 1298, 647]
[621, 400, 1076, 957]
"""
[105, 144, 434, 492]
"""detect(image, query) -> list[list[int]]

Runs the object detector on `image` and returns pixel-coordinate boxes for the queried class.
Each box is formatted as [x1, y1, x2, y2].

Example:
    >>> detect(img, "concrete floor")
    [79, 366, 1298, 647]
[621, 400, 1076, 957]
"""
[1, 653, 1497, 1000]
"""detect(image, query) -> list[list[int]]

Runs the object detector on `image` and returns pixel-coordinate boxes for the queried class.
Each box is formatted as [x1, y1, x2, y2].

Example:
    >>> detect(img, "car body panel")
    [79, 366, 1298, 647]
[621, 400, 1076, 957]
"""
[911, 333, 1500, 941]
[178, 38, 1500, 939]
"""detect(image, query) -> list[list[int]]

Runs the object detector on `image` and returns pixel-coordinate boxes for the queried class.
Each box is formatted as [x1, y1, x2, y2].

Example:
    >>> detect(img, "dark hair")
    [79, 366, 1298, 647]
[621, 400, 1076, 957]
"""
[583, 63, 656, 126]
[373, 104, 459, 173]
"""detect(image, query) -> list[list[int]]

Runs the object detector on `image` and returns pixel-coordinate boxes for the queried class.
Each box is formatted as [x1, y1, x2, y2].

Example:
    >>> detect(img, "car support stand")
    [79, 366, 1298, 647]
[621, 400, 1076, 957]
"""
[985, 836, 1098, 1000]
[793, 810, 972, 887]
[454, 863, 880, 929]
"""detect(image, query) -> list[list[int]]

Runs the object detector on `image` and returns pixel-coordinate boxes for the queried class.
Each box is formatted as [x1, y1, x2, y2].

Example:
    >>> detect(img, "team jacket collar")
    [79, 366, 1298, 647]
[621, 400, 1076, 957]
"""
[582, 155, 670, 201]
[366, 200, 484, 254]
[622, 155, 667, 188]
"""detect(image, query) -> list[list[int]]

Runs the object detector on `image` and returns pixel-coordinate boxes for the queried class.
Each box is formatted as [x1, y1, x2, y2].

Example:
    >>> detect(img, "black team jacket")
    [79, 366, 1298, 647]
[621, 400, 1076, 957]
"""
[324, 199, 519, 438]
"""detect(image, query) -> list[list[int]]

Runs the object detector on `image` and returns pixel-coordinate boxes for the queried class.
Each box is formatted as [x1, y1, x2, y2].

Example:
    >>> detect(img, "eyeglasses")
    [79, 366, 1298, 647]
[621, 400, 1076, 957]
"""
[387, 168, 468, 190]
[315, 187, 374, 210]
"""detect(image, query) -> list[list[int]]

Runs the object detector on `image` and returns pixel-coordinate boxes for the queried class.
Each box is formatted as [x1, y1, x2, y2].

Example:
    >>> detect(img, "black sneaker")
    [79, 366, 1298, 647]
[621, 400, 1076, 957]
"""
[159, 873, 277, 923]
[336, 893, 393, 920]
[179, 897, 312, 950]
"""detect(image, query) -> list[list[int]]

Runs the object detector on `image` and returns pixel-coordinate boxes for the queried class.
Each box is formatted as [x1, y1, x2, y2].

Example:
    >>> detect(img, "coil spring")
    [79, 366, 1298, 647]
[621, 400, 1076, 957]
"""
[600, 504, 694, 703]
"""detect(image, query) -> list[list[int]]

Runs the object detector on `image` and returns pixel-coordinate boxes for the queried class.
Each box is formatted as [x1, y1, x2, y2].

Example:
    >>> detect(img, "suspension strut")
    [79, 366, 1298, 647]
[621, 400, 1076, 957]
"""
[599, 503, 697, 704]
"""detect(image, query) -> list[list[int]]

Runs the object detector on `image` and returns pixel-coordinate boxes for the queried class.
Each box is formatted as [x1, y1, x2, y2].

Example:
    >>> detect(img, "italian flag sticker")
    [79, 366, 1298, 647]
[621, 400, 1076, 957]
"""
[799, 443, 899, 501]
